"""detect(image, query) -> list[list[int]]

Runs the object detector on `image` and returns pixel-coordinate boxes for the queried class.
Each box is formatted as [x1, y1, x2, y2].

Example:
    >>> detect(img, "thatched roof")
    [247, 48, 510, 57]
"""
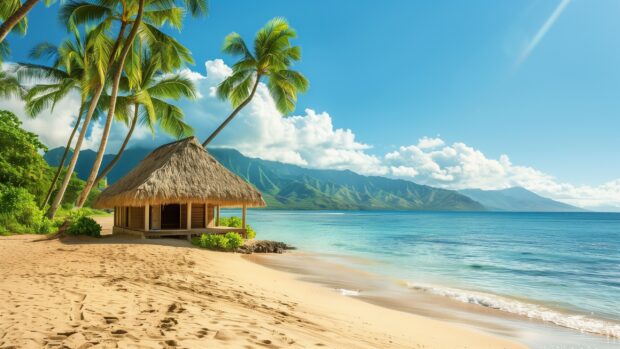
[93, 137, 266, 208]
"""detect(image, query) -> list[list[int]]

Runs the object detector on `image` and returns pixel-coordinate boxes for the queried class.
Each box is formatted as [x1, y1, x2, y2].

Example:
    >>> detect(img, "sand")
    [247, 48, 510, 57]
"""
[0, 217, 527, 348]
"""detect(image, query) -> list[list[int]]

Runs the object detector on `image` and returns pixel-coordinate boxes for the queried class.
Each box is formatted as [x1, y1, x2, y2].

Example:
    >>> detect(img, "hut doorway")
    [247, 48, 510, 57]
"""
[161, 204, 181, 229]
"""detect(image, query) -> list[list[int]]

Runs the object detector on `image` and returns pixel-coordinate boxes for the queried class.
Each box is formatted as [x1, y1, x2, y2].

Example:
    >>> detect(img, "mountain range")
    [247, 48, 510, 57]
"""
[459, 187, 584, 212]
[43, 146, 583, 212]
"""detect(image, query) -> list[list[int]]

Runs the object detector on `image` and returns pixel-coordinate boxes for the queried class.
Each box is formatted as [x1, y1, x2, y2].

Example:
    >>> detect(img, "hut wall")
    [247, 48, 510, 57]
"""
[151, 204, 161, 230]
[180, 204, 187, 229]
[206, 204, 215, 227]
[191, 203, 205, 228]
[128, 206, 145, 229]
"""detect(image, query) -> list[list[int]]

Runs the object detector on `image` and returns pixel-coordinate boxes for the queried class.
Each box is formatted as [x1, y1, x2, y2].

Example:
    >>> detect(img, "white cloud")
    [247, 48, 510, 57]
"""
[384, 138, 620, 210]
[163, 59, 388, 176]
[417, 136, 445, 149]
[2, 60, 618, 210]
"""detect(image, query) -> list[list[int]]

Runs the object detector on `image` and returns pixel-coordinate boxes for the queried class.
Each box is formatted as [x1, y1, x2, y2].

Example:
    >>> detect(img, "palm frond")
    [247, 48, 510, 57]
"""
[144, 7, 184, 30]
[215, 69, 251, 101]
[12, 63, 69, 83]
[181, 0, 208, 18]
[151, 97, 194, 138]
[59, 1, 114, 29]
[29, 42, 58, 60]
[0, 71, 26, 99]
[147, 75, 196, 99]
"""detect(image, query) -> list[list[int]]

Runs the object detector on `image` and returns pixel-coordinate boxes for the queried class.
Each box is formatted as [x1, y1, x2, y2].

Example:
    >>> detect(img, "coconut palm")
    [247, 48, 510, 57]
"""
[87, 51, 196, 195]
[44, 5, 134, 218]
[57, 0, 205, 212]
[0, 0, 57, 43]
[202, 17, 308, 147]
[13, 26, 112, 208]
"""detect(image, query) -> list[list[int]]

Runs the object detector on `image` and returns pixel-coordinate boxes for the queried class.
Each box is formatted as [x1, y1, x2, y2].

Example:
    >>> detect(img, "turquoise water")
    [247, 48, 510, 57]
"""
[236, 210, 620, 339]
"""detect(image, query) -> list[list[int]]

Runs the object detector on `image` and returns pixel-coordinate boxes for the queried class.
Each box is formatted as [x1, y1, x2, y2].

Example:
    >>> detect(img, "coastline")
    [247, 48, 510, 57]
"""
[0, 232, 526, 349]
[245, 250, 620, 349]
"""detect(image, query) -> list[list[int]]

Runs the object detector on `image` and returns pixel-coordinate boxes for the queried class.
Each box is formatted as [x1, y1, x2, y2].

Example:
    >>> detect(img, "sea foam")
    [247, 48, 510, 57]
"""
[406, 282, 620, 338]
[338, 288, 360, 296]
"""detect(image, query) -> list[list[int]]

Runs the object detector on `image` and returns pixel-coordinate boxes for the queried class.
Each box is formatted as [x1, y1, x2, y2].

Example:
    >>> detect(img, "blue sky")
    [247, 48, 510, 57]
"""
[3, 0, 620, 208]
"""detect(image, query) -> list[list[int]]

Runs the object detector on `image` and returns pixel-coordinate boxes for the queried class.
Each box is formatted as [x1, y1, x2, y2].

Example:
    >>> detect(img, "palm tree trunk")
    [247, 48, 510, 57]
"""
[46, 22, 129, 219]
[202, 74, 261, 147]
[75, 0, 145, 208]
[46, 85, 104, 218]
[0, 0, 39, 43]
[40, 103, 84, 209]
[94, 103, 139, 184]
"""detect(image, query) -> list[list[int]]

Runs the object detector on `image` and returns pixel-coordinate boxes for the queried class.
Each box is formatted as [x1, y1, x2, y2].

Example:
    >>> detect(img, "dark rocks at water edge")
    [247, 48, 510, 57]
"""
[237, 240, 295, 254]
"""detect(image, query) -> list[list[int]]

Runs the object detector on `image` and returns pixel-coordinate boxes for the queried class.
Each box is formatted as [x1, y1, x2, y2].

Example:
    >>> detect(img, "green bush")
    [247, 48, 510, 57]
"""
[219, 216, 257, 239]
[195, 232, 244, 252]
[67, 216, 101, 237]
[0, 185, 51, 234]
[224, 232, 244, 250]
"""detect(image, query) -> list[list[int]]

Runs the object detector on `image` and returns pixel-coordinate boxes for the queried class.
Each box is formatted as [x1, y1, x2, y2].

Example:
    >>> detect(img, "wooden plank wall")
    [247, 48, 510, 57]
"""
[128, 206, 145, 229]
[191, 203, 205, 228]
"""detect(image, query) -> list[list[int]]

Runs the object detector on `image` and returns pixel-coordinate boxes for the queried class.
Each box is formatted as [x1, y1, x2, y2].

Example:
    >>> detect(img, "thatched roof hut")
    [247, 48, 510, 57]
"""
[93, 136, 265, 238]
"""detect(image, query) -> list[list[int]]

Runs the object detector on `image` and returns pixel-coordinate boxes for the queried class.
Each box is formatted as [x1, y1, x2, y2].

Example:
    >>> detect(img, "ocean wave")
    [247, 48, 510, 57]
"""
[405, 282, 620, 338]
[338, 288, 360, 296]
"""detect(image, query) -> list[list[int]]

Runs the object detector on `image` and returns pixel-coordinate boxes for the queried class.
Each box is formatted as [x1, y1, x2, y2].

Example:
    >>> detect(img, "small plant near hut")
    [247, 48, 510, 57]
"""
[193, 232, 244, 252]
[66, 210, 101, 237]
[220, 216, 257, 239]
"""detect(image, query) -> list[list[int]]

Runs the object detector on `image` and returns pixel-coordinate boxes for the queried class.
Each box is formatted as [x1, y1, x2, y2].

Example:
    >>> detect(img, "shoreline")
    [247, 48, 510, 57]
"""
[0, 231, 526, 349]
[245, 250, 620, 349]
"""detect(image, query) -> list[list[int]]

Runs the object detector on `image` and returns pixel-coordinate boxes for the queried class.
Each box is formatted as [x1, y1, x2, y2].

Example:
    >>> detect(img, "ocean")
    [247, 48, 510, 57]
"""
[234, 210, 620, 349]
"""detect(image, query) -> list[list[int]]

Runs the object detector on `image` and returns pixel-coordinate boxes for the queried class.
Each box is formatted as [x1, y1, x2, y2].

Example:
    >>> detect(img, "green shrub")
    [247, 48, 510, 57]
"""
[196, 232, 244, 252]
[0, 185, 50, 234]
[224, 232, 244, 250]
[36, 217, 56, 234]
[67, 216, 101, 237]
[219, 216, 257, 239]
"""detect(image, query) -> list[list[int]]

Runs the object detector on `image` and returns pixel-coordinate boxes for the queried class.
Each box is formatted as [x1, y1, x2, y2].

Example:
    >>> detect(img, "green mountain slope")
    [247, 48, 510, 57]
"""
[459, 187, 584, 212]
[44, 147, 484, 211]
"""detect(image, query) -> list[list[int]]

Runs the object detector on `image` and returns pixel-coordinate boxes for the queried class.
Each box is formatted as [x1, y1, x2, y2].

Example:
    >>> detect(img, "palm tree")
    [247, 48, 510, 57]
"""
[0, 0, 56, 43]
[60, 0, 206, 211]
[45, 10, 122, 218]
[87, 51, 196, 194]
[202, 17, 308, 147]
[13, 26, 111, 208]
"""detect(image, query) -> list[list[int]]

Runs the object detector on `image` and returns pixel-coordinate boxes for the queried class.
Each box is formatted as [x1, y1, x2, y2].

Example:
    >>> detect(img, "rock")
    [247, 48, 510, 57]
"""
[236, 240, 295, 254]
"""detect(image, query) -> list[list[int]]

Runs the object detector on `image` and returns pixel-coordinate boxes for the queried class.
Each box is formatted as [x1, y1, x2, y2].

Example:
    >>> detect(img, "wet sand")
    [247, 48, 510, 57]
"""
[246, 252, 620, 349]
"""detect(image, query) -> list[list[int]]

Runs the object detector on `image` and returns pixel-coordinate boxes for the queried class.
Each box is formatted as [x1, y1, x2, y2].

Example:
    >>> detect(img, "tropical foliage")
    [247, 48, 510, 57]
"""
[1, 2, 310, 234]
[203, 17, 308, 146]
[192, 232, 244, 252]
[0, 110, 97, 234]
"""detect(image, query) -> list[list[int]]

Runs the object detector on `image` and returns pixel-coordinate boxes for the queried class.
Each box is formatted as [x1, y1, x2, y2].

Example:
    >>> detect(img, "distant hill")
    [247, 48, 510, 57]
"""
[459, 187, 584, 212]
[44, 147, 483, 211]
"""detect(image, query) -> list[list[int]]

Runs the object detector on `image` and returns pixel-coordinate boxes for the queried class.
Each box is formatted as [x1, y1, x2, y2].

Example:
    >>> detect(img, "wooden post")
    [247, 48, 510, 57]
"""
[203, 202, 209, 228]
[187, 202, 192, 230]
[144, 204, 150, 231]
[216, 205, 220, 226]
[242, 205, 247, 238]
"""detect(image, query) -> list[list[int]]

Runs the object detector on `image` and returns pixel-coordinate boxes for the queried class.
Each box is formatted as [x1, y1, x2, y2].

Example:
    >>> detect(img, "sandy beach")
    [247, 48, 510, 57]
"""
[0, 217, 526, 349]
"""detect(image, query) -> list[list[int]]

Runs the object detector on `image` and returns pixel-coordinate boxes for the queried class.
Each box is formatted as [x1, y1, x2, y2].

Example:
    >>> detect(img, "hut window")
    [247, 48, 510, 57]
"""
[161, 204, 181, 229]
